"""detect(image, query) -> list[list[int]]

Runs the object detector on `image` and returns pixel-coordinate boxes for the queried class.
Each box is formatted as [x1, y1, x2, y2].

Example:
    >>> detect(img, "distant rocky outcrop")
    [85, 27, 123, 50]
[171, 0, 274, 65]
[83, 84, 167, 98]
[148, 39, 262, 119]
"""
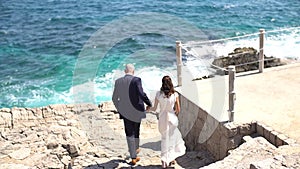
[212, 47, 286, 74]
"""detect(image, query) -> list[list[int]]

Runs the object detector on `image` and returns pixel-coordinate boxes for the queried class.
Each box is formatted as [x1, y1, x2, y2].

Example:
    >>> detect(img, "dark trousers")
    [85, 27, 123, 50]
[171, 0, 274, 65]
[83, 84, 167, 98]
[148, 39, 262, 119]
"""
[123, 117, 140, 138]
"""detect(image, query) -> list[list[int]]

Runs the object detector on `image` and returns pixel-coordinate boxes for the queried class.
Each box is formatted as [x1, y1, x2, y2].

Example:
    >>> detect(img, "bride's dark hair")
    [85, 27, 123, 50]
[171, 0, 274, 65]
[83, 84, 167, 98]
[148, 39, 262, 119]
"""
[160, 76, 175, 98]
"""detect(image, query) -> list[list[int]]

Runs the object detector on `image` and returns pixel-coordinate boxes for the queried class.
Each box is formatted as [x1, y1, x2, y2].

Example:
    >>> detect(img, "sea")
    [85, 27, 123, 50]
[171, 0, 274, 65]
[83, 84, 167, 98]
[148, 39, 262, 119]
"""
[0, 0, 299, 108]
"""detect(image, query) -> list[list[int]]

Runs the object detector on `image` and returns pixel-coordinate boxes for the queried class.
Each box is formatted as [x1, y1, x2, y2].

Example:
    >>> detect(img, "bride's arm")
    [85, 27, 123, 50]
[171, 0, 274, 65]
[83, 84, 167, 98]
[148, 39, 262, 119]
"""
[174, 96, 180, 116]
[149, 98, 159, 112]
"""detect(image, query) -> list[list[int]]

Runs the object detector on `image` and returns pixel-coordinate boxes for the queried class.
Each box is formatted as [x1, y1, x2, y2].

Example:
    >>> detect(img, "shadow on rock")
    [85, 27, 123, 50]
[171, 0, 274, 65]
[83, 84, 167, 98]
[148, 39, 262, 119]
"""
[83, 160, 166, 169]
[119, 164, 172, 169]
[140, 140, 161, 151]
[175, 150, 215, 169]
[83, 159, 125, 169]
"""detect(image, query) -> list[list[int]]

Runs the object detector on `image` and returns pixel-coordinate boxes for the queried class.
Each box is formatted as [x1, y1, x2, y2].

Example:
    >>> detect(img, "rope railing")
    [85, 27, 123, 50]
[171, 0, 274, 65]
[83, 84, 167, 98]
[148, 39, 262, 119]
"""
[183, 32, 260, 46]
[181, 45, 276, 72]
[182, 26, 300, 47]
[210, 63, 228, 72]
[181, 43, 229, 72]
[178, 25, 299, 75]
[215, 57, 279, 71]
[182, 42, 272, 72]
[180, 27, 300, 74]
[232, 57, 278, 68]
[200, 56, 279, 74]
[265, 26, 300, 34]
[176, 27, 299, 122]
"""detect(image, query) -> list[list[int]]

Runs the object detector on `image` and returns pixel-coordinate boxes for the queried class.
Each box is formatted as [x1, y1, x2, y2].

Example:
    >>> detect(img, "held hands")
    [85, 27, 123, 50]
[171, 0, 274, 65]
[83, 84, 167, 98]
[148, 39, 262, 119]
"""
[145, 105, 159, 120]
[146, 105, 151, 112]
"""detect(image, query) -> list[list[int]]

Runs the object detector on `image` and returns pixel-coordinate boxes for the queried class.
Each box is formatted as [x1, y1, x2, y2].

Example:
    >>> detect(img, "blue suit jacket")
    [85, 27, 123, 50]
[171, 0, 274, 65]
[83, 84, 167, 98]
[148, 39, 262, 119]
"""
[112, 74, 152, 122]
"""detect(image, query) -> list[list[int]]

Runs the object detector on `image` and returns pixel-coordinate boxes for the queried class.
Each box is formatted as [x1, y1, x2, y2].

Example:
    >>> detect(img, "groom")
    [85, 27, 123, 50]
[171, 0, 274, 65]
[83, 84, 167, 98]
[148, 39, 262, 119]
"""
[112, 64, 152, 165]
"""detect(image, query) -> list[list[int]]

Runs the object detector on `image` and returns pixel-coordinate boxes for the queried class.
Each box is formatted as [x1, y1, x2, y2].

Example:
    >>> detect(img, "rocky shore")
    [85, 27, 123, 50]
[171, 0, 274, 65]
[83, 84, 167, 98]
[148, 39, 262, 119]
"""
[0, 103, 215, 169]
[0, 102, 299, 169]
[212, 47, 289, 74]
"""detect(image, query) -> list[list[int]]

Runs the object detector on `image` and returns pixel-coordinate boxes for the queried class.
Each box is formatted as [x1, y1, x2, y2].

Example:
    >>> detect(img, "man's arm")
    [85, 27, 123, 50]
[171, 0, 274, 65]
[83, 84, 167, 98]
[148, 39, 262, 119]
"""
[135, 77, 152, 107]
[112, 80, 119, 110]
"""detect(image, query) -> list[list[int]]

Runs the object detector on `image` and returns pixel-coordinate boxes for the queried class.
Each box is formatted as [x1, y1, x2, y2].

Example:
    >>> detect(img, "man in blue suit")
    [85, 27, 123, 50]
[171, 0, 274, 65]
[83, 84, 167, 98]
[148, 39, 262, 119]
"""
[112, 64, 152, 165]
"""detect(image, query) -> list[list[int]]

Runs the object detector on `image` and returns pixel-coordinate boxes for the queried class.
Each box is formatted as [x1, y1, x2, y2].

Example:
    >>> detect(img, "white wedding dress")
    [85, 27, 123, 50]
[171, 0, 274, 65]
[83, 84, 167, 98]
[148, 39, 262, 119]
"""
[155, 91, 186, 164]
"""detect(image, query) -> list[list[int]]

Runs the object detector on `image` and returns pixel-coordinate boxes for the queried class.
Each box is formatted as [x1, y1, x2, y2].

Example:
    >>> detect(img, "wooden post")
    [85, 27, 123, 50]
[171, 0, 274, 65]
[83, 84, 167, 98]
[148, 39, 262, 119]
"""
[228, 66, 236, 122]
[176, 41, 182, 86]
[259, 29, 265, 73]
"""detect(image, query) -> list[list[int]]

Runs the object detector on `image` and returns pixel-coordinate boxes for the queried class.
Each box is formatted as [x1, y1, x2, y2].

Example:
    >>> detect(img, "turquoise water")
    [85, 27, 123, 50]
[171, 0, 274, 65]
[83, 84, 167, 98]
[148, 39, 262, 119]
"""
[1, 0, 299, 108]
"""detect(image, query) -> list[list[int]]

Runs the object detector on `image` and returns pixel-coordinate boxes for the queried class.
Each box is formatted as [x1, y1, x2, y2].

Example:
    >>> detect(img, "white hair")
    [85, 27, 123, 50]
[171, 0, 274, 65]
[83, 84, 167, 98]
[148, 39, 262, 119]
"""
[124, 64, 135, 74]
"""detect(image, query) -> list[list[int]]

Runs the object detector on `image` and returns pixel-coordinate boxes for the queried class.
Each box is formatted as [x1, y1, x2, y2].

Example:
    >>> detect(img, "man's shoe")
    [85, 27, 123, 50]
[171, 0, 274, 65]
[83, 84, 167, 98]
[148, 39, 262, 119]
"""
[131, 157, 140, 165]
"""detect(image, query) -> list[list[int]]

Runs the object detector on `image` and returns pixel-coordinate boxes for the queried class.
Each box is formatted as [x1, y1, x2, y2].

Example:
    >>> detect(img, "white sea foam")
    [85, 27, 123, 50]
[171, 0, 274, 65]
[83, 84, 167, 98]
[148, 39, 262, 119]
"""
[22, 29, 300, 107]
[66, 66, 178, 105]
[212, 29, 300, 59]
[185, 28, 300, 60]
[107, 66, 178, 103]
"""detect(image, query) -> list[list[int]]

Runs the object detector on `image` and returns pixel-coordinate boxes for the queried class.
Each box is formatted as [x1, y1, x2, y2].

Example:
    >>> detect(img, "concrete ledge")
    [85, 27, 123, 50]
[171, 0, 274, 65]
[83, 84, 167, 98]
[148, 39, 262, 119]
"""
[179, 94, 258, 160]
[255, 122, 296, 147]
[178, 93, 297, 161]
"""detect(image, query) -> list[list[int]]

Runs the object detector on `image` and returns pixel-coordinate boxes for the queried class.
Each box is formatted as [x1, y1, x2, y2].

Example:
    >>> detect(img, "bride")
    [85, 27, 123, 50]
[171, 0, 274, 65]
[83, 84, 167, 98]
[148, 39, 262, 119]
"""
[149, 76, 186, 168]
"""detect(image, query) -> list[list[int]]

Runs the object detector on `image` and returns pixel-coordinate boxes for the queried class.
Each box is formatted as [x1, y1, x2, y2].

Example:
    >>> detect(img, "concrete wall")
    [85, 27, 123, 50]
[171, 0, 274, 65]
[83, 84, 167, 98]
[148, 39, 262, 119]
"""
[178, 93, 256, 160]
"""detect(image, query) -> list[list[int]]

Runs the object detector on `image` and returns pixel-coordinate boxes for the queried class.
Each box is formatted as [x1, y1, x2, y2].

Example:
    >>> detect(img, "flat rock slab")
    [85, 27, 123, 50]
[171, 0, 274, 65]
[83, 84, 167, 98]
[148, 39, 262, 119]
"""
[8, 148, 31, 160]
[0, 163, 31, 169]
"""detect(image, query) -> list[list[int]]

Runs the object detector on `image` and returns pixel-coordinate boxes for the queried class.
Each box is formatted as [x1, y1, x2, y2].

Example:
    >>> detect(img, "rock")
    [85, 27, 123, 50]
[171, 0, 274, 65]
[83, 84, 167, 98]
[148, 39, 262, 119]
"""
[66, 119, 79, 126]
[212, 47, 285, 74]
[192, 74, 215, 81]
[0, 110, 12, 128]
[8, 147, 31, 160]
[25, 152, 48, 167]
[0, 152, 7, 159]
[61, 155, 71, 166]
[47, 142, 59, 149]
[58, 120, 68, 126]
[249, 154, 300, 169]
[1, 103, 300, 169]
[99, 102, 117, 112]
[27, 108, 43, 119]
[43, 154, 64, 169]
[62, 144, 79, 158]
[250, 158, 274, 169]
[0, 108, 11, 113]
[49, 104, 67, 116]
[0, 163, 31, 169]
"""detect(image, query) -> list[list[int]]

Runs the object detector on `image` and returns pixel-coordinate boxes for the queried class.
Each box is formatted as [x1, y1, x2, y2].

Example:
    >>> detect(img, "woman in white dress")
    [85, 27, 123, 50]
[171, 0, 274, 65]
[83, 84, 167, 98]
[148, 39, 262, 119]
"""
[149, 76, 186, 168]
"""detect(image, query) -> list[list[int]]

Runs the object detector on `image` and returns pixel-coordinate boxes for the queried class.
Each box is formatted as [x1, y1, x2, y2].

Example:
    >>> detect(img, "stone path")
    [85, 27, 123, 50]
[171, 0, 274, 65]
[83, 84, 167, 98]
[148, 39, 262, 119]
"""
[78, 103, 215, 169]
[0, 103, 215, 169]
